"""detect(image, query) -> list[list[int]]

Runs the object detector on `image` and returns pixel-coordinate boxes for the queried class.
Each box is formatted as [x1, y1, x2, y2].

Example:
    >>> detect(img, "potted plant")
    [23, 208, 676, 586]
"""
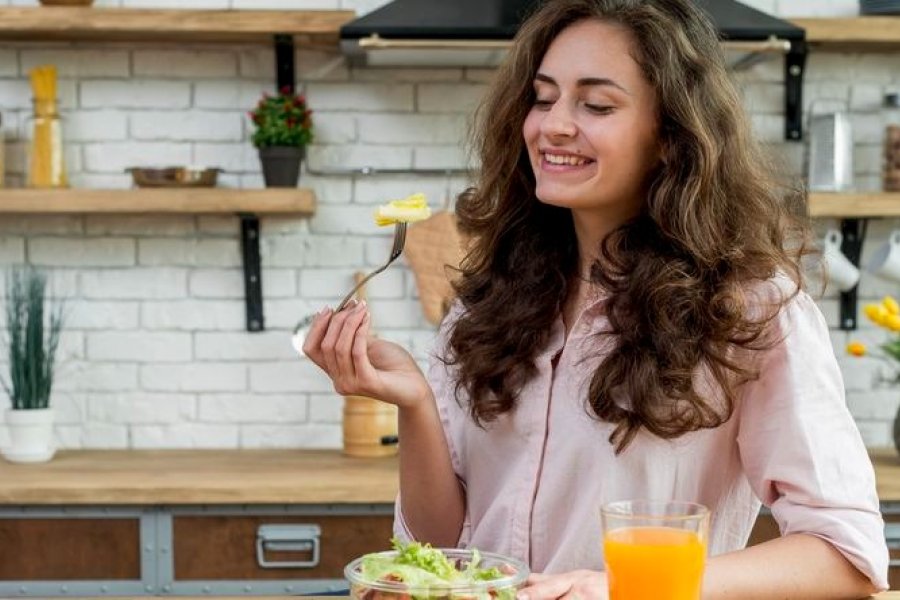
[1, 267, 64, 463]
[248, 86, 314, 188]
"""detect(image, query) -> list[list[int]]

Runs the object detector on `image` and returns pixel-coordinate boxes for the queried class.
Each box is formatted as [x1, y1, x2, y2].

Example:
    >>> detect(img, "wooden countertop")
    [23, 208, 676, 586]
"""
[0, 450, 399, 504]
[1, 448, 899, 506]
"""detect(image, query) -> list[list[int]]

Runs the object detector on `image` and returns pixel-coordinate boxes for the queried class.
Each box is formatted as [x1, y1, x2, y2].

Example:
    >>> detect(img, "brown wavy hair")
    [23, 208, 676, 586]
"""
[446, 0, 811, 452]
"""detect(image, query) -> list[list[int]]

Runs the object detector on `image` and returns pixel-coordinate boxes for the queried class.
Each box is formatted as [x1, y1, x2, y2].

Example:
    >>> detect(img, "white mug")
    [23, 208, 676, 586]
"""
[868, 229, 900, 283]
[822, 229, 860, 292]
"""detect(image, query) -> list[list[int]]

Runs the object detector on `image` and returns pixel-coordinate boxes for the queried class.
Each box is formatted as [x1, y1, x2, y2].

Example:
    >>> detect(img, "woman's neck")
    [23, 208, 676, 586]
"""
[571, 204, 637, 279]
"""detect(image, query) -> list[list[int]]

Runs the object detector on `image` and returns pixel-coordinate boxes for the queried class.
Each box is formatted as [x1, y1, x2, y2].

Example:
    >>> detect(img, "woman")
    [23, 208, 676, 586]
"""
[303, 0, 889, 597]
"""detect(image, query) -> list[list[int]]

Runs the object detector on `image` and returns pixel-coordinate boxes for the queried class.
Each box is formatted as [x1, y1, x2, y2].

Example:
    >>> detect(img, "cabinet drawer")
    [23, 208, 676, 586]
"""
[172, 513, 394, 580]
[882, 510, 900, 589]
[0, 517, 140, 581]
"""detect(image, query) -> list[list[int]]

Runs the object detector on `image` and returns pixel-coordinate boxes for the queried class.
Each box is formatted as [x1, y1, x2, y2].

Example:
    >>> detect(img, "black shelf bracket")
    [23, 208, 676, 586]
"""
[839, 218, 866, 331]
[239, 214, 265, 332]
[234, 35, 294, 333]
[274, 34, 295, 93]
[785, 39, 807, 141]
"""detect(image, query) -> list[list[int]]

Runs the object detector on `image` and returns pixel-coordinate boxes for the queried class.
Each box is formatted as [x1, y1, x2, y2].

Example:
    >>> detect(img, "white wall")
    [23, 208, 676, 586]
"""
[0, 0, 898, 449]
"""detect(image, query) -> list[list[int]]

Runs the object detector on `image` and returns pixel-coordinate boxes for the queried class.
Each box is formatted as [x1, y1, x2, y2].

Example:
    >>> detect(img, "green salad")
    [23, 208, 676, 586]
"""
[351, 539, 520, 600]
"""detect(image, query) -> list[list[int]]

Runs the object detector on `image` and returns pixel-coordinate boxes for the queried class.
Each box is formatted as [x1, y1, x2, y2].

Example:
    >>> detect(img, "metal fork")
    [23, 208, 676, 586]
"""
[292, 221, 408, 339]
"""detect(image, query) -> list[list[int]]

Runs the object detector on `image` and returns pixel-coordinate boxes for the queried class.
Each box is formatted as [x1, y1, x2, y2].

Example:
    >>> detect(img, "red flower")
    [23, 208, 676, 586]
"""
[280, 85, 292, 96]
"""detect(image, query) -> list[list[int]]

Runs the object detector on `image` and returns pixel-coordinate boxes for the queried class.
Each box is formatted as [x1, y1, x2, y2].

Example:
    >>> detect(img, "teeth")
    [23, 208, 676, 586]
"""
[543, 153, 588, 166]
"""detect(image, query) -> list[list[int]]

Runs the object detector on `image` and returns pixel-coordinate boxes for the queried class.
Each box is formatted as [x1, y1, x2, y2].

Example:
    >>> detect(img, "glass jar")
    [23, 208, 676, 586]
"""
[26, 98, 66, 188]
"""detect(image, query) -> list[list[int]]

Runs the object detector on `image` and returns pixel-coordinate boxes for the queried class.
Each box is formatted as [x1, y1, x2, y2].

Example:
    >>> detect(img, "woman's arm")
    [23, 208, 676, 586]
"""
[302, 302, 465, 545]
[703, 533, 878, 600]
[518, 533, 876, 600]
[397, 391, 466, 546]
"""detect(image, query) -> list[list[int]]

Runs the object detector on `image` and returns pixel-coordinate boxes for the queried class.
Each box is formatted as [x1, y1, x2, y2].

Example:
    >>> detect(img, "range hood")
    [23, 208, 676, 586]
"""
[340, 0, 804, 68]
[340, 0, 807, 140]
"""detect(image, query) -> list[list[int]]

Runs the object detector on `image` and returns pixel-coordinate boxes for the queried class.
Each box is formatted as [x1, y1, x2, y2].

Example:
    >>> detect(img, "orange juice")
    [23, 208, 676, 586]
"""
[603, 526, 705, 600]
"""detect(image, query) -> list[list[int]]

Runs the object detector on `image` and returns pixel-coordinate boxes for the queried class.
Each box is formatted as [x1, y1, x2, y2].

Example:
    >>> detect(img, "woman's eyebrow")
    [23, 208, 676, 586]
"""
[534, 72, 631, 95]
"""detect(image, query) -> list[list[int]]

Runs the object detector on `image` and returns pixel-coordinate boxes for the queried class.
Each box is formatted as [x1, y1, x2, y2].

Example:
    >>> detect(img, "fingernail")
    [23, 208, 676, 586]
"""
[318, 306, 330, 315]
[356, 300, 368, 311]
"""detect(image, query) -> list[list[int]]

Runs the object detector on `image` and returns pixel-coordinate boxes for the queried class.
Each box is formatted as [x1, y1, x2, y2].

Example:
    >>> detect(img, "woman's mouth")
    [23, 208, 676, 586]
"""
[540, 152, 595, 171]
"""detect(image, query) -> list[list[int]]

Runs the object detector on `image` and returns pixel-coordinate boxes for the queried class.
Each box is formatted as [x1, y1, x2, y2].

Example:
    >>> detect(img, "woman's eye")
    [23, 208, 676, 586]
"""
[585, 104, 614, 115]
[533, 99, 554, 109]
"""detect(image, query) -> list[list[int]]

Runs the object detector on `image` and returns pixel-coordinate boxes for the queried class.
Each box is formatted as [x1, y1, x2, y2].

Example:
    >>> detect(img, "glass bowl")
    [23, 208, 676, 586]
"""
[345, 548, 530, 600]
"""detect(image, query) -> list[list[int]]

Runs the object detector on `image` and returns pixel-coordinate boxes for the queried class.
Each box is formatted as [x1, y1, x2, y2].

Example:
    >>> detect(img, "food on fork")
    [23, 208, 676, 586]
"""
[375, 193, 431, 226]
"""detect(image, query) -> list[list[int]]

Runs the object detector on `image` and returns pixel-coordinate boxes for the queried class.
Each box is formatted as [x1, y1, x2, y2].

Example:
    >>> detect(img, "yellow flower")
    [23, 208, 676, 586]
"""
[847, 341, 867, 356]
[865, 303, 889, 326]
[885, 296, 900, 316]
[888, 314, 900, 332]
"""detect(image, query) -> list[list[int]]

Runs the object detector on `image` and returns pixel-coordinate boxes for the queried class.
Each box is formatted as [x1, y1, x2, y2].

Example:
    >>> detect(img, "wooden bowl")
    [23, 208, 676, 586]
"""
[39, 0, 94, 6]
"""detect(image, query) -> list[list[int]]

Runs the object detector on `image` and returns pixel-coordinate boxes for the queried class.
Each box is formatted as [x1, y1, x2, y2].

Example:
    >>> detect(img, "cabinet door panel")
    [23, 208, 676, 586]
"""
[173, 514, 393, 580]
[0, 518, 140, 580]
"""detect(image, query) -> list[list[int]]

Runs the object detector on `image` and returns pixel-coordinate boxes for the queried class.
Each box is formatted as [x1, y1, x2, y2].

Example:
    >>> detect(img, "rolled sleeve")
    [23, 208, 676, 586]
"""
[737, 291, 888, 590]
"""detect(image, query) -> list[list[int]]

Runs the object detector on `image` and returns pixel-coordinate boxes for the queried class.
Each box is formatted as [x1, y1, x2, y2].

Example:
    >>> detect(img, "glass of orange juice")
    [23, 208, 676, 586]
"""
[601, 500, 709, 600]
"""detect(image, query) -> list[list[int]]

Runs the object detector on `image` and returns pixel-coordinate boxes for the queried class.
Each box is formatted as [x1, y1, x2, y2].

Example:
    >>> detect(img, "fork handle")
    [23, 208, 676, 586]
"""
[335, 266, 386, 312]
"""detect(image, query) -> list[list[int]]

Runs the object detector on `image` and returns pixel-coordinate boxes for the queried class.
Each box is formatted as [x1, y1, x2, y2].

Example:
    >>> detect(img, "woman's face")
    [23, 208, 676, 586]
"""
[523, 19, 661, 218]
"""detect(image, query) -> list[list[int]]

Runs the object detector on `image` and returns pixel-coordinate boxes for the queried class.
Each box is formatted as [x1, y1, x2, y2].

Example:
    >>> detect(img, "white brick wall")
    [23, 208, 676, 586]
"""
[1, 0, 900, 449]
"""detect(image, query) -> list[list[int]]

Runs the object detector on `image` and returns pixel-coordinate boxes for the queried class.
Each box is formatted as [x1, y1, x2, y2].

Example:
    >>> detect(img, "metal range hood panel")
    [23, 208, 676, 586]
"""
[341, 0, 540, 41]
[340, 0, 805, 57]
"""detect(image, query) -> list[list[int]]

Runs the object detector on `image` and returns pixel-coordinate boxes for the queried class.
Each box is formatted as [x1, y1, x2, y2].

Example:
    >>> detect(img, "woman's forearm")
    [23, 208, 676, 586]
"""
[397, 393, 466, 546]
[703, 533, 878, 600]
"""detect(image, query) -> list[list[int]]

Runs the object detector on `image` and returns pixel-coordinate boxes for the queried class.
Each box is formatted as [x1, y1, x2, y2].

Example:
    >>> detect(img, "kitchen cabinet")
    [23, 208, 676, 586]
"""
[0, 450, 398, 597]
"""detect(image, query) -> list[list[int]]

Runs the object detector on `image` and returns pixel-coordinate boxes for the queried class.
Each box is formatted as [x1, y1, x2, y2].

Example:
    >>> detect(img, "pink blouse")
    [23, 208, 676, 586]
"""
[393, 280, 889, 590]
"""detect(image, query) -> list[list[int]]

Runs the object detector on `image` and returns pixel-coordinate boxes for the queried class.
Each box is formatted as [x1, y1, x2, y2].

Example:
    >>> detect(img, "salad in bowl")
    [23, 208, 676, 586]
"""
[345, 539, 529, 600]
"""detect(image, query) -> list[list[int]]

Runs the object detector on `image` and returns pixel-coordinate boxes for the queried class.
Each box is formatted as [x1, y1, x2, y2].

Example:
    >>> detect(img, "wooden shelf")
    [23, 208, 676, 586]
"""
[808, 192, 900, 217]
[0, 7, 353, 44]
[792, 17, 900, 50]
[0, 188, 316, 215]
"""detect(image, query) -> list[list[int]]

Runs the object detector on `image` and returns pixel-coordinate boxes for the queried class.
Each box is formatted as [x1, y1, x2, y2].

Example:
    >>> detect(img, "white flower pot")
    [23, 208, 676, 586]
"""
[2, 408, 56, 463]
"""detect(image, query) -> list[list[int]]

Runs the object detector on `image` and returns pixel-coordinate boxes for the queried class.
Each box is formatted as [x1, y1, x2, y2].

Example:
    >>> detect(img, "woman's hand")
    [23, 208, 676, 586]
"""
[517, 571, 609, 600]
[302, 301, 432, 409]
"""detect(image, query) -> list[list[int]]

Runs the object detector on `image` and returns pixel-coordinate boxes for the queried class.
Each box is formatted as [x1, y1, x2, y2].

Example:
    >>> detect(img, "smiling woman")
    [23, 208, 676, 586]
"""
[301, 1, 890, 599]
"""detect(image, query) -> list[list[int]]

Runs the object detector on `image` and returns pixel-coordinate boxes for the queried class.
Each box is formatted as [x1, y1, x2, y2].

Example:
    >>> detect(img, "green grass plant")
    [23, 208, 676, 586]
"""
[2, 268, 63, 410]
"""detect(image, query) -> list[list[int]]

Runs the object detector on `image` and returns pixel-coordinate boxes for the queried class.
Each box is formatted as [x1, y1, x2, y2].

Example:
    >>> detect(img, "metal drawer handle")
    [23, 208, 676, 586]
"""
[256, 524, 321, 569]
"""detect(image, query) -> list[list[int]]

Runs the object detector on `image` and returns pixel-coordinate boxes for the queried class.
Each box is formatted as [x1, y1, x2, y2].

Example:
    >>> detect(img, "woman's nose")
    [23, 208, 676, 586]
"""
[541, 102, 577, 139]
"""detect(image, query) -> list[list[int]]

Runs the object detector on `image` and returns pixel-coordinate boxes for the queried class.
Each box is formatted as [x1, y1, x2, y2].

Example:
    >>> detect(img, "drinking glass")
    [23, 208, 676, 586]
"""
[601, 500, 709, 600]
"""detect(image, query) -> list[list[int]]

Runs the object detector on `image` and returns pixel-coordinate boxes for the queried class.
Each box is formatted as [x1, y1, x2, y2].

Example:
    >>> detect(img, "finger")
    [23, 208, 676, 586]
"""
[526, 573, 552, 584]
[320, 300, 356, 375]
[518, 576, 574, 600]
[301, 307, 332, 363]
[335, 301, 368, 381]
[353, 311, 380, 388]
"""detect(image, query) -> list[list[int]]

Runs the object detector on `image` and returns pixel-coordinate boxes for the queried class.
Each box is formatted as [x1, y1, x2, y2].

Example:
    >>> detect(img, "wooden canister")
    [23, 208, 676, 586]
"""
[342, 395, 399, 458]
